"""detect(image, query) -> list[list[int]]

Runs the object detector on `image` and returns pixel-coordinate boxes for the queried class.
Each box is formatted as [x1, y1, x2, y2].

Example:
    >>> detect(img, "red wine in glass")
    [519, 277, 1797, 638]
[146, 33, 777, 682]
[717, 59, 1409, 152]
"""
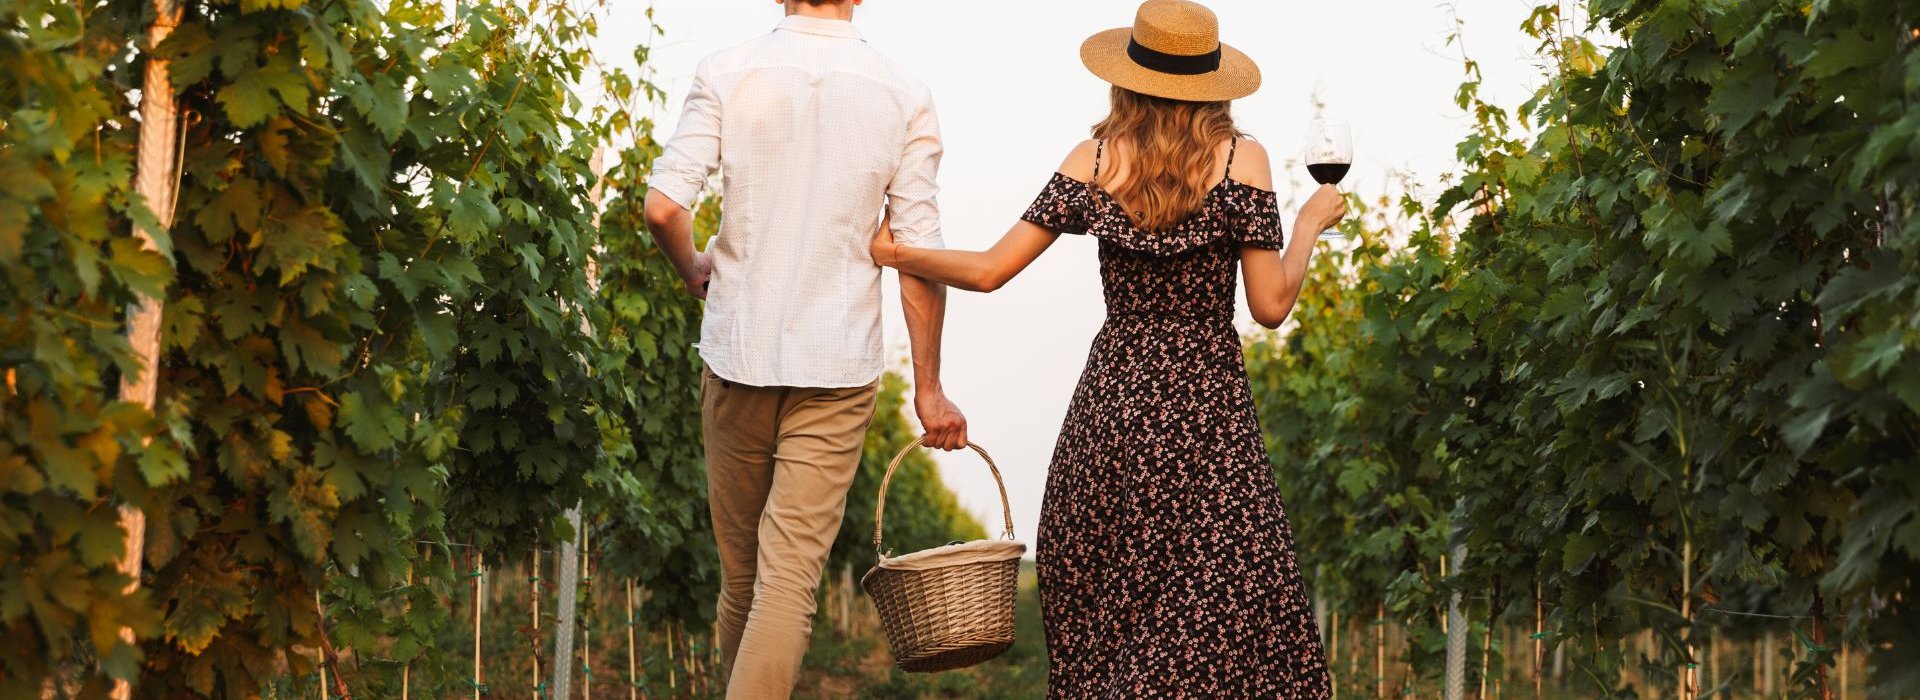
[1308, 162, 1350, 185]
[1305, 119, 1352, 240]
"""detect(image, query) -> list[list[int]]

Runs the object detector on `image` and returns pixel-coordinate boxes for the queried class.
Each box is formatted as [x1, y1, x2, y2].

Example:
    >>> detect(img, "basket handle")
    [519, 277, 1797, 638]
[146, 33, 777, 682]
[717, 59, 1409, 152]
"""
[871, 437, 1016, 557]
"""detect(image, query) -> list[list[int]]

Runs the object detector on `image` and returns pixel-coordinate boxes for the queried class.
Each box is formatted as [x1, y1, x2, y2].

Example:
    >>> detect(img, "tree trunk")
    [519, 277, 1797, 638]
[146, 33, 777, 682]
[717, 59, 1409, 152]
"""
[113, 3, 186, 699]
[1446, 546, 1467, 700]
[550, 508, 583, 698]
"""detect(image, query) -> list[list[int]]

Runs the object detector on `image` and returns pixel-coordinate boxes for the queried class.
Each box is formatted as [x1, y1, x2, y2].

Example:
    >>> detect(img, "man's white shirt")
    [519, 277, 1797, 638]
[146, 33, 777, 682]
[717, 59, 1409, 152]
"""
[648, 15, 944, 389]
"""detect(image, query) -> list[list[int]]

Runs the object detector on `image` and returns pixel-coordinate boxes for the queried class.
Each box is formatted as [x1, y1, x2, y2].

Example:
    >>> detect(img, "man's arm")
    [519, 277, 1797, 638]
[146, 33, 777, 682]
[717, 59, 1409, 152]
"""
[889, 88, 967, 450]
[643, 191, 710, 298]
[643, 60, 722, 297]
[900, 272, 966, 450]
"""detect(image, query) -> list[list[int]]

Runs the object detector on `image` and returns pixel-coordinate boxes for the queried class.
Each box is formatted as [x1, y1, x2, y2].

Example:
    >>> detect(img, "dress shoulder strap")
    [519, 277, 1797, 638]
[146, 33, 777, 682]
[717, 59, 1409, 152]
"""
[1223, 136, 1239, 180]
[1092, 139, 1105, 182]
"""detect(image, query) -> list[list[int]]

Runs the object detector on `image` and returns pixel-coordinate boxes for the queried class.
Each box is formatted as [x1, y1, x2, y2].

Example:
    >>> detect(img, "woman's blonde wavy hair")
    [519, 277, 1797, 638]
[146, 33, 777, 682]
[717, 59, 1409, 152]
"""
[1092, 86, 1242, 232]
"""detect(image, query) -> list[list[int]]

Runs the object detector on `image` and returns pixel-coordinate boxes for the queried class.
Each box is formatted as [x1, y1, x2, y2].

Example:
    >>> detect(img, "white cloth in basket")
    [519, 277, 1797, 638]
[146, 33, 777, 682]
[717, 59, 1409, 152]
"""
[877, 539, 1027, 572]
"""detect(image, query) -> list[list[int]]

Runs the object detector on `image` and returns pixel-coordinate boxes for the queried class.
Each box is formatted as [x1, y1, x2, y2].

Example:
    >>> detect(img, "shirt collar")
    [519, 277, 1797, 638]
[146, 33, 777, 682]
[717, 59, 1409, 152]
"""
[776, 15, 863, 40]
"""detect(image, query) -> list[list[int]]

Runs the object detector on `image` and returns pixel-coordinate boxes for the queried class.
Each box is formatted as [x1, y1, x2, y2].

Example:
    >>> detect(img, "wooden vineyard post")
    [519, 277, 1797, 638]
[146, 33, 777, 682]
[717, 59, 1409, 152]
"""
[1813, 594, 1833, 700]
[1681, 538, 1698, 700]
[114, 1, 185, 698]
[531, 552, 540, 700]
[318, 589, 328, 700]
[1840, 642, 1850, 700]
[667, 622, 678, 692]
[626, 580, 639, 700]
[1314, 565, 1329, 648]
[1533, 582, 1544, 700]
[687, 627, 698, 693]
[1329, 609, 1340, 699]
[402, 561, 414, 700]
[473, 550, 486, 700]
[582, 527, 593, 700]
[1374, 602, 1385, 700]
[838, 564, 854, 638]
[1478, 600, 1493, 700]
[1709, 632, 1721, 694]
[1762, 631, 1777, 697]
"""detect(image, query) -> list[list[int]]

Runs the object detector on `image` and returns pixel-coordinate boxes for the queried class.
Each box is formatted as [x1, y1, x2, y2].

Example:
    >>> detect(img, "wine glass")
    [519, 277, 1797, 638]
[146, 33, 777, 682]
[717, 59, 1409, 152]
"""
[1304, 119, 1352, 241]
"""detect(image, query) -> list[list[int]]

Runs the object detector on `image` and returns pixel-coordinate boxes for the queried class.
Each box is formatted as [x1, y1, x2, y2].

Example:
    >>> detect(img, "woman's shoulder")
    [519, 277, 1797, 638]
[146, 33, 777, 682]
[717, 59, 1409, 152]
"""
[1056, 139, 1103, 183]
[1228, 136, 1275, 191]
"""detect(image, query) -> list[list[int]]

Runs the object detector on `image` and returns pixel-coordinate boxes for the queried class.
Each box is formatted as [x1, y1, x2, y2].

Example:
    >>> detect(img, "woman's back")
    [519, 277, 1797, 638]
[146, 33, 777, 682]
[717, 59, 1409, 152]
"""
[1022, 136, 1285, 322]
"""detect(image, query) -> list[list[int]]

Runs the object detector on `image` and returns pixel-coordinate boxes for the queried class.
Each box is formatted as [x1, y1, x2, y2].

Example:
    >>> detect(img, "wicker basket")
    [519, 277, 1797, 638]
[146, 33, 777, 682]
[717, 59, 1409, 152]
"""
[861, 438, 1025, 673]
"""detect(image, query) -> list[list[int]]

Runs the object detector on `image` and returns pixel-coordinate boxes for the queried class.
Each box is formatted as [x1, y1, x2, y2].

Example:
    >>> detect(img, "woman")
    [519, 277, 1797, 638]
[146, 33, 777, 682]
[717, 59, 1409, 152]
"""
[871, 0, 1346, 696]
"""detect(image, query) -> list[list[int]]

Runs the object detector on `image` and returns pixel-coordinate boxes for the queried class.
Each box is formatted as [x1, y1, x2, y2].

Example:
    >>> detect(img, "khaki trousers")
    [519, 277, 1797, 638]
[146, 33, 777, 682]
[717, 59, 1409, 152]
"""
[702, 367, 878, 699]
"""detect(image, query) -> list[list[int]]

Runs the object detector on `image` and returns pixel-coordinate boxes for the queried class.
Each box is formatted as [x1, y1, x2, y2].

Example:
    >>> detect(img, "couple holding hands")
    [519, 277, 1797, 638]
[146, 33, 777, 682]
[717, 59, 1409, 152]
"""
[641, 0, 1347, 697]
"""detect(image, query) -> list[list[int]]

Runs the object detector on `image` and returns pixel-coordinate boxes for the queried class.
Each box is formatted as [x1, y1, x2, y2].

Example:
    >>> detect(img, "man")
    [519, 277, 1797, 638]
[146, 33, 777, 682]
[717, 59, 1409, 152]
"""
[641, 0, 967, 697]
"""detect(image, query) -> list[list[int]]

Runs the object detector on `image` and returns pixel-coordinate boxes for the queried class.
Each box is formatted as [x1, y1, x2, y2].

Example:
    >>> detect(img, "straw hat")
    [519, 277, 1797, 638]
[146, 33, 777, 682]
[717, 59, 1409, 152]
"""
[1081, 0, 1260, 103]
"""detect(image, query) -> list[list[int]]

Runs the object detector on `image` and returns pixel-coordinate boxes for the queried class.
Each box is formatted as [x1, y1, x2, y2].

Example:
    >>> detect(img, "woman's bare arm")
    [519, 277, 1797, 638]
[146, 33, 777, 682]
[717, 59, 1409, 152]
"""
[1233, 141, 1349, 329]
[870, 141, 1104, 292]
[875, 223, 1058, 292]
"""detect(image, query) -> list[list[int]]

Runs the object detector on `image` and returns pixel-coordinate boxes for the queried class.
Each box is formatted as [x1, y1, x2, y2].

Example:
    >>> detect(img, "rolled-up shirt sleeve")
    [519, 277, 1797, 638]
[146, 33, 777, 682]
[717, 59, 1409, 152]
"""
[886, 87, 944, 249]
[647, 60, 722, 210]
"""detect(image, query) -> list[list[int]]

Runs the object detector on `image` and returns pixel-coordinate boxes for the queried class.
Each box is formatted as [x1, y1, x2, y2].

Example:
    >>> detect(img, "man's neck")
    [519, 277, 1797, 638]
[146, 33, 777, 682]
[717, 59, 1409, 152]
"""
[785, 2, 854, 21]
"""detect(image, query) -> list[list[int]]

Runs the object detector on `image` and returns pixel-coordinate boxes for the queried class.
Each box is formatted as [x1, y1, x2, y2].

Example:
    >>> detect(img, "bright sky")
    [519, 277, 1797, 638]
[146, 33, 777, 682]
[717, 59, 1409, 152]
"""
[600, 0, 1551, 550]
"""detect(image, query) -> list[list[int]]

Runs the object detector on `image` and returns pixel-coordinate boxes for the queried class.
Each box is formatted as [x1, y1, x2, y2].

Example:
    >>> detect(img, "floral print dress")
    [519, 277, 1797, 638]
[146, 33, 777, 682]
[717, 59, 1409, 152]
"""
[1026, 140, 1331, 698]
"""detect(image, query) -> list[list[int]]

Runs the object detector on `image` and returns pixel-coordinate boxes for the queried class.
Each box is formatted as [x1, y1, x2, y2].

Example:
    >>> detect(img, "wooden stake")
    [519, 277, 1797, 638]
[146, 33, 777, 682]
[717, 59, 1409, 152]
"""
[1533, 582, 1544, 700]
[402, 562, 414, 700]
[474, 550, 485, 700]
[1552, 639, 1564, 682]
[626, 579, 638, 700]
[1763, 631, 1776, 698]
[112, 2, 185, 698]
[1375, 603, 1385, 700]
[582, 527, 592, 700]
[1840, 642, 1849, 700]
[318, 589, 328, 700]
[1681, 539, 1697, 700]
[532, 551, 542, 700]
[1479, 606, 1493, 700]
[667, 623, 678, 691]
[1813, 594, 1833, 700]
[1709, 632, 1721, 693]
[680, 626, 694, 693]
[1330, 609, 1341, 700]
[841, 564, 854, 638]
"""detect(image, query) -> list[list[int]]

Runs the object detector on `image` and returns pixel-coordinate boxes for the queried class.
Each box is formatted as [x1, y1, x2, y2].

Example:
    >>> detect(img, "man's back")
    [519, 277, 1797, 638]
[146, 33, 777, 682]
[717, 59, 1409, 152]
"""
[648, 15, 944, 389]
